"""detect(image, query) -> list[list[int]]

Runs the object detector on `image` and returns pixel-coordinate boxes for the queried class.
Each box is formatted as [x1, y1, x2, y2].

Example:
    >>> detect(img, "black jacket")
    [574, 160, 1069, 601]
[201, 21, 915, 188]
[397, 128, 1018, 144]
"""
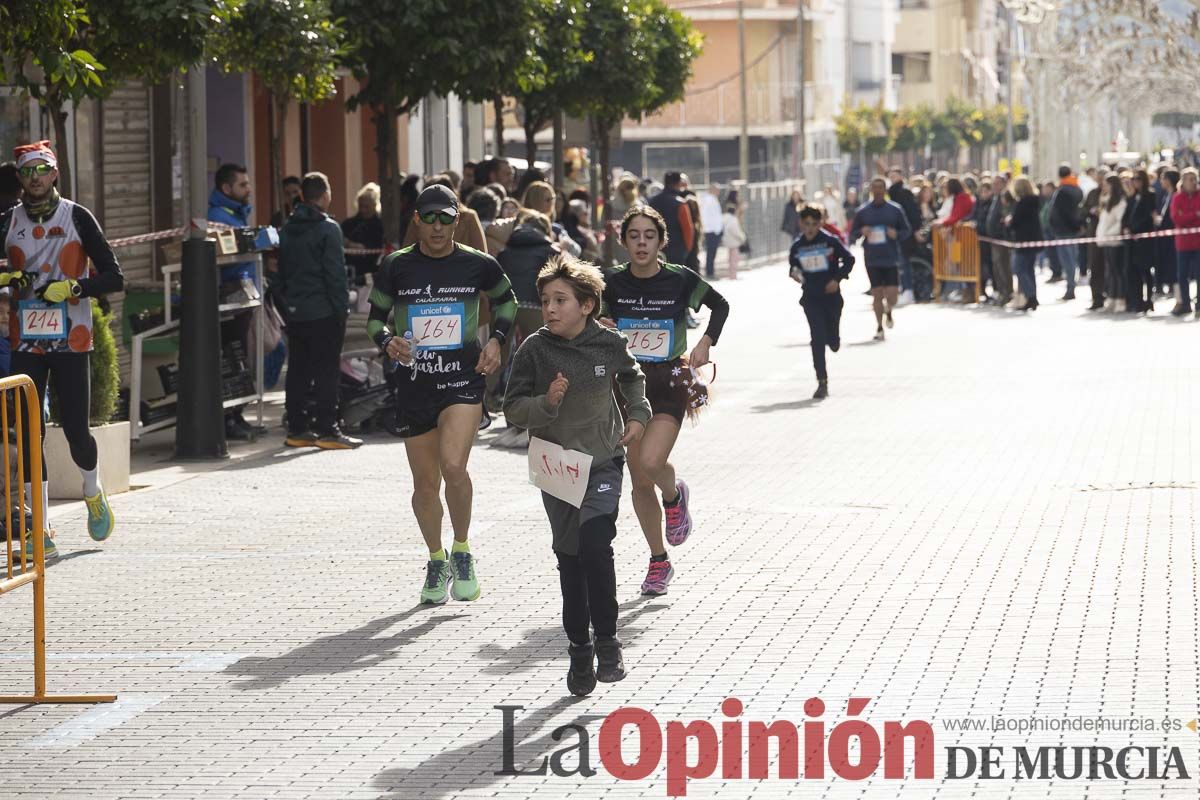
[340, 214, 385, 279]
[1009, 195, 1043, 243]
[1047, 183, 1083, 235]
[1122, 191, 1155, 235]
[972, 195, 994, 228]
[648, 189, 694, 266]
[888, 182, 921, 229]
[277, 202, 349, 322]
[888, 181, 922, 255]
[985, 191, 1014, 239]
[1082, 187, 1101, 237]
[496, 224, 558, 307]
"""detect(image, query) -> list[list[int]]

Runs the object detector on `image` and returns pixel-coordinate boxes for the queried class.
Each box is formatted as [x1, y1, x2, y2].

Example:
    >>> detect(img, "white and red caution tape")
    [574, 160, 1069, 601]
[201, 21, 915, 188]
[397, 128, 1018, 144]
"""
[977, 225, 1200, 249]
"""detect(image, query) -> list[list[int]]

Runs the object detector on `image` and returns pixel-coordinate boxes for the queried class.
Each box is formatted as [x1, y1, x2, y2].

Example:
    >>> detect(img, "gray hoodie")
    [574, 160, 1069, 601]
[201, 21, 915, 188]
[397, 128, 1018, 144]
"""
[504, 320, 651, 463]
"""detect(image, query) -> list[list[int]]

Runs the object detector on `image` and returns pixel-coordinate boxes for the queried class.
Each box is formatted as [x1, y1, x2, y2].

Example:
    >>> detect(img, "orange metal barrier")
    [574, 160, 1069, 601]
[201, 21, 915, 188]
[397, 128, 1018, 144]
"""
[0, 374, 115, 704]
[932, 223, 982, 303]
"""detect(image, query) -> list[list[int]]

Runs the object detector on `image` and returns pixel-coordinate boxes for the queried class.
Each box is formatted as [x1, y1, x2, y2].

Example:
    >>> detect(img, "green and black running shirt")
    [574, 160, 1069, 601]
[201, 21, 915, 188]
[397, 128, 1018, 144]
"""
[601, 261, 729, 363]
[368, 243, 517, 391]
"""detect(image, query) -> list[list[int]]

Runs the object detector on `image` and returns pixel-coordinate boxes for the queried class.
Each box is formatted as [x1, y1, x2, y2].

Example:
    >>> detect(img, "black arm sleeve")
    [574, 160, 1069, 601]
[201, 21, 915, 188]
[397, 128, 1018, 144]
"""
[698, 286, 729, 345]
[72, 204, 124, 297]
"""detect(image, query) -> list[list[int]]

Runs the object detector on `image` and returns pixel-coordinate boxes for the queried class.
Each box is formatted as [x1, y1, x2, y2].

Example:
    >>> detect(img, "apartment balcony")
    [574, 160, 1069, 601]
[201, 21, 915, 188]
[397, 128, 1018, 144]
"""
[624, 81, 837, 140]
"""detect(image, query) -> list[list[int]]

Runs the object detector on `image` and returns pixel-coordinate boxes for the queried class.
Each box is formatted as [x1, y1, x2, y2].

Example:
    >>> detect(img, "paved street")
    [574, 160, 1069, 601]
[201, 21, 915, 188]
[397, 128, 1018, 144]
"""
[2, 256, 1199, 799]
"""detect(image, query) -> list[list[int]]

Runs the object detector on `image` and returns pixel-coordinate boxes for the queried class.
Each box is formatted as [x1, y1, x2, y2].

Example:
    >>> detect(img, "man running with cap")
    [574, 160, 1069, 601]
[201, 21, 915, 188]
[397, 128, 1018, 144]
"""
[368, 184, 517, 604]
[0, 140, 123, 557]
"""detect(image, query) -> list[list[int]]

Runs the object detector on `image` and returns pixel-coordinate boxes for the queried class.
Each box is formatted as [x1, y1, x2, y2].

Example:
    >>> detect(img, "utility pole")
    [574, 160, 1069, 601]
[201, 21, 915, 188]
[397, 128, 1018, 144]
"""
[738, 0, 749, 183]
[1005, 12, 1015, 164]
[177, 66, 227, 460]
[795, 0, 806, 181]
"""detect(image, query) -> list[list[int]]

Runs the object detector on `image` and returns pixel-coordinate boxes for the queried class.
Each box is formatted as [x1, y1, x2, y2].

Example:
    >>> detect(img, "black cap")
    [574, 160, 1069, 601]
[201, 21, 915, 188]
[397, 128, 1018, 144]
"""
[416, 184, 460, 216]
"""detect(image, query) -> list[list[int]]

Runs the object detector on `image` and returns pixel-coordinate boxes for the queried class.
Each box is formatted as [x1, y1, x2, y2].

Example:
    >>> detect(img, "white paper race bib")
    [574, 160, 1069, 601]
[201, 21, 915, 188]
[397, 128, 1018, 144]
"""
[528, 437, 593, 508]
[617, 318, 673, 362]
[19, 300, 68, 341]
[867, 226, 888, 245]
[410, 302, 466, 351]
[794, 246, 830, 273]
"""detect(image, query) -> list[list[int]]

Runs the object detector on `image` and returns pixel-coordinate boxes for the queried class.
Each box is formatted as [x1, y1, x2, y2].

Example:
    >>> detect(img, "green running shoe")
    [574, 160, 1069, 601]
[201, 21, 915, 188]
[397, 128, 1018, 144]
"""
[84, 490, 115, 542]
[420, 558, 453, 605]
[21, 531, 58, 562]
[450, 550, 480, 601]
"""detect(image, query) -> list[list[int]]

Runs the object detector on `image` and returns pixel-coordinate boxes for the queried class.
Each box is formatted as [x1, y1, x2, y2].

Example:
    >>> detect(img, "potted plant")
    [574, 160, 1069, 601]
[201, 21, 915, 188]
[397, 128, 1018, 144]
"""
[43, 301, 130, 499]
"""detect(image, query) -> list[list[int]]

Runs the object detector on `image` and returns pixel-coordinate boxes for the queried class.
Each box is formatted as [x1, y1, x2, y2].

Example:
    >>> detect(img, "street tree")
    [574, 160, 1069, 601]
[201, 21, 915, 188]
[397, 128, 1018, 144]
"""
[212, 0, 342, 219]
[334, 0, 545, 241]
[4, 0, 224, 198]
[511, 0, 588, 169]
[567, 0, 701, 263]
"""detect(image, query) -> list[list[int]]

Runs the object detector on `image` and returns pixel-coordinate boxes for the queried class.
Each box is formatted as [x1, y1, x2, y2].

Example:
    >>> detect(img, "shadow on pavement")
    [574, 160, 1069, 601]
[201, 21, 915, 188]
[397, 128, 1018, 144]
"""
[750, 398, 821, 413]
[224, 606, 466, 690]
[474, 596, 668, 677]
[374, 696, 604, 799]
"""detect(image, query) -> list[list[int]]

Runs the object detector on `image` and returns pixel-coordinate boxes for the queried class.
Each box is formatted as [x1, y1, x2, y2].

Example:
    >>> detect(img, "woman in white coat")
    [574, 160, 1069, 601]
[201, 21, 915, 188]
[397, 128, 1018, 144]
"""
[721, 203, 747, 279]
[1095, 174, 1127, 312]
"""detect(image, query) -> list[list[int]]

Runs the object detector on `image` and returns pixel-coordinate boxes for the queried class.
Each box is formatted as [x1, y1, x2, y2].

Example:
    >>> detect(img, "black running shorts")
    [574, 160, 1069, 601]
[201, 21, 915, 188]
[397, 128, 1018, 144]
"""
[393, 377, 485, 438]
[867, 266, 900, 288]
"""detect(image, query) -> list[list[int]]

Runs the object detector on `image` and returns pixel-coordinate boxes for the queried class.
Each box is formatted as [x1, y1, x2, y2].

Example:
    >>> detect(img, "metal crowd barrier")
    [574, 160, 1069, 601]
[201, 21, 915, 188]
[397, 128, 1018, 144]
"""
[0, 374, 116, 704]
[933, 223, 982, 303]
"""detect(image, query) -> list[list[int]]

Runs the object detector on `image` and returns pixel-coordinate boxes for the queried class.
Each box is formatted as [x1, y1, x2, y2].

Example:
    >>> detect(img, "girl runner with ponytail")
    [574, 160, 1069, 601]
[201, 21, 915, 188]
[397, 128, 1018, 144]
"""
[601, 206, 729, 596]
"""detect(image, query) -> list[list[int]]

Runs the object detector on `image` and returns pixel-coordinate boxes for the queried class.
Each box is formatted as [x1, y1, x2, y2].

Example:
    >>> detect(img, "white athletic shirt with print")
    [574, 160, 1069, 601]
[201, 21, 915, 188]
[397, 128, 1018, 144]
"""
[4, 199, 95, 354]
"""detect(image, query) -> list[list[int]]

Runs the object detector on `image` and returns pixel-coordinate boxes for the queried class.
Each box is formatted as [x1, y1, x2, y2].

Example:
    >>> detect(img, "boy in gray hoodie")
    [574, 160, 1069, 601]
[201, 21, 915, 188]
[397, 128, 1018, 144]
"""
[504, 254, 652, 696]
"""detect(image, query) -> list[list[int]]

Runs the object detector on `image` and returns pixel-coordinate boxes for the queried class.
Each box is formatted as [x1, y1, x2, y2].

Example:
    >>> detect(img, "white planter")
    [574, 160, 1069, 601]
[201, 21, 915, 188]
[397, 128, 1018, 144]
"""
[44, 421, 131, 500]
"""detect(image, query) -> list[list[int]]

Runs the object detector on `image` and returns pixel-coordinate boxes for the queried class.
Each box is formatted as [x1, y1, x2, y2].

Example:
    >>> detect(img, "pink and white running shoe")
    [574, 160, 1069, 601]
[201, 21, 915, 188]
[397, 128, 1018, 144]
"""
[663, 480, 692, 546]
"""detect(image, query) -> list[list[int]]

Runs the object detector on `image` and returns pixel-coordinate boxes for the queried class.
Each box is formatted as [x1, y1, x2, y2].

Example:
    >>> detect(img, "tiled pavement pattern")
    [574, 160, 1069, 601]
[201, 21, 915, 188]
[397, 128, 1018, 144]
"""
[2, 259, 1199, 799]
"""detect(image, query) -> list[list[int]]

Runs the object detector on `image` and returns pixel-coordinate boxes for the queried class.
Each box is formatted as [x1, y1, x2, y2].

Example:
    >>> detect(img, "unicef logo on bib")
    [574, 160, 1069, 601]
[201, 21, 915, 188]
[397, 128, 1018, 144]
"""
[617, 318, 673, 362]
[410, 302, 466, 351]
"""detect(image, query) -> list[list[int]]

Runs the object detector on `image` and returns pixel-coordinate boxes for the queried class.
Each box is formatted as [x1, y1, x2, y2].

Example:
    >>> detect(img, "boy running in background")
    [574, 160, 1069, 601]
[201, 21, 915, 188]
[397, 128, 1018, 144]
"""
[789, 204, 855, 399]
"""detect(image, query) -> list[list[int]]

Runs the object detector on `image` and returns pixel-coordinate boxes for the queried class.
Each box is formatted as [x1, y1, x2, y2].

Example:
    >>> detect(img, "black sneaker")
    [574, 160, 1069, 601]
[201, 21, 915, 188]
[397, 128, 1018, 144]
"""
[1061, 290, 1075, 301]
[225, 419, 253, 441]
[316, 430, 363, 450]
[595, 636, 626, 683]
[285, 431, 318, 448]
[566, 641, 597, 697]
[813, 380, 828, 400]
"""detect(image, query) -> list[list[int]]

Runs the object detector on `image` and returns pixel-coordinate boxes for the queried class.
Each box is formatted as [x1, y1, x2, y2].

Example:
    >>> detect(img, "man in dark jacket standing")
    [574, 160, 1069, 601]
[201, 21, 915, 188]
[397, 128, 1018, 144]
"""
[1047, 164, 1084, 300]
[887, 167, 921, 303]
[985, 174, 1015, 306]
[971, 180, 995, 299]
[648, 171, 696, 267]
[278, 172, 360, 450]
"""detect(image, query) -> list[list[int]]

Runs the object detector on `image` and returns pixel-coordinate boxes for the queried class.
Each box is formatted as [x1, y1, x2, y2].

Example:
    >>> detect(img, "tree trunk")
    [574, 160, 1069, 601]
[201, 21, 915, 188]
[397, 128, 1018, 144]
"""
[492, 96, 505, 157]
[49, 100, 72, 200]
[552, 113, 564, 197]
[272, 94, 288, 221]
[524, 112, 538, 172]
[374, 103, 401, 245]
[594, 117, 614, 268]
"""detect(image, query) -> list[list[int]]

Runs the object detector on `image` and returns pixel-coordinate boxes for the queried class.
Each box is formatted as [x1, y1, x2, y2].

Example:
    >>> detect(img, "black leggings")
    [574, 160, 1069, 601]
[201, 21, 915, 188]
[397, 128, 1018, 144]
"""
[11, 351, 96, 481]
[802, 293, 844, 381]
[555, 513, 618, 644]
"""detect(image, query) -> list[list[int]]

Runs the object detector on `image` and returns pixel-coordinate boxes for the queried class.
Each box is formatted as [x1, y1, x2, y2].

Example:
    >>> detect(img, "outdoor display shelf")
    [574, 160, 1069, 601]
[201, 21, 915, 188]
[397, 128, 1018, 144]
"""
[128, 251, 265, 442]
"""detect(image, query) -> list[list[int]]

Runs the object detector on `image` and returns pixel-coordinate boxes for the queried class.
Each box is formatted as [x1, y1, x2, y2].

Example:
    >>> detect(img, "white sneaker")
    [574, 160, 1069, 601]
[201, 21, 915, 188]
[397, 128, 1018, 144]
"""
[490, 427, 520, 448]
[492, 428, 529, 449]
[895, 289, 914, 307]
[1115, 299, 1127, 313]
[1103, 299, 1114, 312]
